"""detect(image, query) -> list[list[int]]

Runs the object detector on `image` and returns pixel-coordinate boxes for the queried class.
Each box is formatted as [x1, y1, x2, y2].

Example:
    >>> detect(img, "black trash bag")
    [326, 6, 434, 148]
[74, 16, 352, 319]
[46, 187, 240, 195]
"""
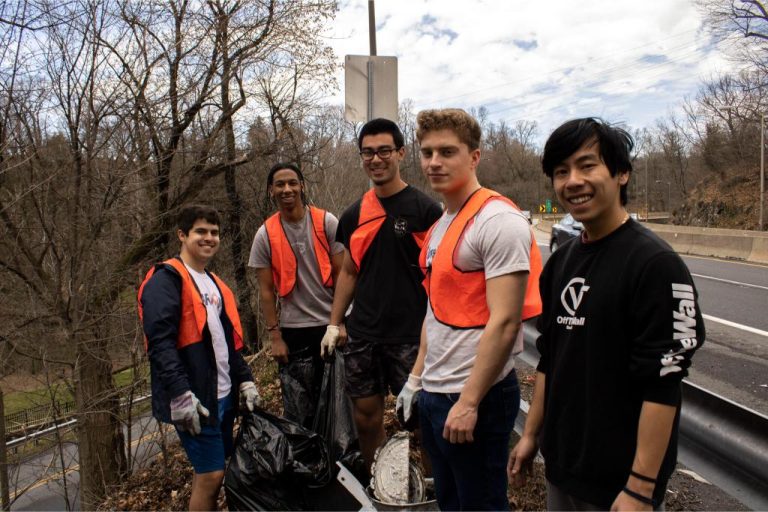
[224, 407, 331, 511]
[279, 347, 321, 428]
[311, 352, 358, 465]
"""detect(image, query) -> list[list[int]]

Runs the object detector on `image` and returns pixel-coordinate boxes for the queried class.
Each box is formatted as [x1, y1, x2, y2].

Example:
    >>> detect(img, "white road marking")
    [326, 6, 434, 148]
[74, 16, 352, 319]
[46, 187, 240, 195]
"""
[691, 273, 768, 292]
[683, 254, 768, 269]
[703, 314, 768, 338]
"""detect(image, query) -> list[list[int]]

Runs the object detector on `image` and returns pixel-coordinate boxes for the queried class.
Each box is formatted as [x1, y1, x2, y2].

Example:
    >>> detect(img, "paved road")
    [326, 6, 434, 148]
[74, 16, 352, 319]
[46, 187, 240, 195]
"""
[533, 225, 768, 416]
[9, 414, 170, 511]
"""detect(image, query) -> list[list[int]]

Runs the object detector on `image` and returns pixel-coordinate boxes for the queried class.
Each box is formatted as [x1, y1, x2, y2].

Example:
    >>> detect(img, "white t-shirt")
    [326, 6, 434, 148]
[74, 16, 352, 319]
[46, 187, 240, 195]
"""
[184, 263, 231, 399]
[422, 200, 532, 393]
[248, 209, 344, 328]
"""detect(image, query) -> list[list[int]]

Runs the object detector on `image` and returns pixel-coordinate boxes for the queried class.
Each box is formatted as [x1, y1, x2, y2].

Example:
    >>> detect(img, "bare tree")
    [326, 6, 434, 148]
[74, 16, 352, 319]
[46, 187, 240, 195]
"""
[698, 0, 768, 79]
[0, 0, 338, 507]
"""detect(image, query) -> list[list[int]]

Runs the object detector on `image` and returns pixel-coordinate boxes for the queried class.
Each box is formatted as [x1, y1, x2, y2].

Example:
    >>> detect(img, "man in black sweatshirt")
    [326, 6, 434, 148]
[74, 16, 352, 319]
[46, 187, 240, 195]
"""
[508, 118, 704, 511]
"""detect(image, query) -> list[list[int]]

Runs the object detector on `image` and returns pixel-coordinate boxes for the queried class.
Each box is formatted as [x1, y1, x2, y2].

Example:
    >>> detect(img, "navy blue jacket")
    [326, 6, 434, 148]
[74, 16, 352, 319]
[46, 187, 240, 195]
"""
[140, 262, 254, 425]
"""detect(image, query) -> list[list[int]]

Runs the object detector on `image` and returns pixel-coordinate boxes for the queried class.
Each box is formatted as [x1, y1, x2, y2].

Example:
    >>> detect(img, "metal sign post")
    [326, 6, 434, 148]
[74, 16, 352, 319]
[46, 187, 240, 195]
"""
[345, 55, 398, 123]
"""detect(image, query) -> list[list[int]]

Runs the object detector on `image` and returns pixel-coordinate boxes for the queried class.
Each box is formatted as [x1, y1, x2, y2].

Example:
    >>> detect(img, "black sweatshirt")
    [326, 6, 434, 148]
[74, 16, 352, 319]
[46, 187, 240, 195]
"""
[536, 219, 705, 507]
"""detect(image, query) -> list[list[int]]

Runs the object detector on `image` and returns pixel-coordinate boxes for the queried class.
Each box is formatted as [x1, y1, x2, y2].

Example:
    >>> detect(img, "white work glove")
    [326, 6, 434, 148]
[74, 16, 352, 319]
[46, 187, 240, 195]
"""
[320, 324, 340, 358]
[170, 391, 209, 435]
[396, 374, 423, 426]
[239, 381, 262, 412]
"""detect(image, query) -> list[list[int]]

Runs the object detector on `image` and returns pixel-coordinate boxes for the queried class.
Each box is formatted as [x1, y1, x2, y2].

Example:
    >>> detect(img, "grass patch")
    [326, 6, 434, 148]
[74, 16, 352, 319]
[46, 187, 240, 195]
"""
[3, 366, 150, 416]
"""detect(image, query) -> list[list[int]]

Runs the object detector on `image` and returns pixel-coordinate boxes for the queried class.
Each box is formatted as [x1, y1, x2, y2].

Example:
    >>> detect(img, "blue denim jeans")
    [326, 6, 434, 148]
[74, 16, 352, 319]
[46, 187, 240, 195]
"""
[419, 370, 520, 511]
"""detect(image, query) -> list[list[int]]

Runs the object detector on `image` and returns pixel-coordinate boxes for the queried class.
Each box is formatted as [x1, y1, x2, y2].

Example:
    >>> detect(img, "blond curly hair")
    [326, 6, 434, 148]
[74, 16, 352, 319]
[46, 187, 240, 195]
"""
[416, 108, 482, 150]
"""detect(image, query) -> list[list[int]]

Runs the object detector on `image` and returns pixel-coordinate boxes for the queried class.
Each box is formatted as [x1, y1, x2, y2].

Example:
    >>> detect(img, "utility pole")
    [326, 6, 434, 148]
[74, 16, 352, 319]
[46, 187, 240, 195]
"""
[644, 157, 649, 221]
[719, 105, 764, 230]
[367, 0, 376, 122]
[757, 112, 765, 231]
[0, 387, 9, 511]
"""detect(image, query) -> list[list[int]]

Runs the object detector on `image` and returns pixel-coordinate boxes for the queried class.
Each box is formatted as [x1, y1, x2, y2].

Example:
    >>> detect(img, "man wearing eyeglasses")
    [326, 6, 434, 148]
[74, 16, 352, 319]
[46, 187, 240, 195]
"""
[321, 118, 443, 471]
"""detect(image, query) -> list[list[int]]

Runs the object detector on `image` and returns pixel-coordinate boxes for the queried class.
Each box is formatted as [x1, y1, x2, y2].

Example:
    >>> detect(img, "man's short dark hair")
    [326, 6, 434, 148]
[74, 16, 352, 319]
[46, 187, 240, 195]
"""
[542, 118, 634, 205]
[357, 118, 405, 150]
[267, 162, 304, 187]
[177, 205, 221, 235]
[266, 162, 308, 206]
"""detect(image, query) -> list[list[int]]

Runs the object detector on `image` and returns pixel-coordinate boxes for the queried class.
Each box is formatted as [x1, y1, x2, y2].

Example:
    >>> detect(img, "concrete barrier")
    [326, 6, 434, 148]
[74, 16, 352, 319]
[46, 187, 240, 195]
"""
[748, 236, 768, 264]
[534, 216, 768, 265]
[647, 223, 767, 264]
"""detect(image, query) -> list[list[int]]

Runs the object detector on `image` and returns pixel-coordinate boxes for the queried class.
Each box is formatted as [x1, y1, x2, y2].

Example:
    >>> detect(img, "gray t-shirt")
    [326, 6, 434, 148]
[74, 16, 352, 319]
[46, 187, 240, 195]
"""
[422, 200, 532, 393]
[249, 209, 344, 328]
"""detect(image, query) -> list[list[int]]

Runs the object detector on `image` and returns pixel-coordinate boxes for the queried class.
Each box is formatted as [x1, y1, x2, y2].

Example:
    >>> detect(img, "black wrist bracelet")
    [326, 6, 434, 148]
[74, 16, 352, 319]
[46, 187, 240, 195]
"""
[630, 470, 657, 484]
[622, 486, 655, 506]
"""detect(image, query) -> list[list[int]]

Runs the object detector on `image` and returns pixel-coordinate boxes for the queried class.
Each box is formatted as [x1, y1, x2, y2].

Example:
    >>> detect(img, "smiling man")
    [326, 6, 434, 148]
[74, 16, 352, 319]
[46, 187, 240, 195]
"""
[249, 163, 344, 428]
[322, 118, 443, 471]
[138, 205, 260, 511]
[398, 108, 542, 510]
[508, 118, 705, 511]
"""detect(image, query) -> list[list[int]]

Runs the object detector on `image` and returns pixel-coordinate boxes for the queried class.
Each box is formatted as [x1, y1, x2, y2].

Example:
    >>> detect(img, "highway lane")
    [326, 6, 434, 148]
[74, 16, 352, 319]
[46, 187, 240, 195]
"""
[532, 225, 768, 416]
[682, 256, 768, 333]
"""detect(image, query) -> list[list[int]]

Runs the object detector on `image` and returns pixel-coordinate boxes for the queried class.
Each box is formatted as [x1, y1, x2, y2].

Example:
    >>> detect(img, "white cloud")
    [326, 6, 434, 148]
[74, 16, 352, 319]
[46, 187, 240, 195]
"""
[323, 0, 741, 140]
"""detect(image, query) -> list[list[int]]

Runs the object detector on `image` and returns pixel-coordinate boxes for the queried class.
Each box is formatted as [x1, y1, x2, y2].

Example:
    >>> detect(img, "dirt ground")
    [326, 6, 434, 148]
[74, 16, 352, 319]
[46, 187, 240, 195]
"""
[97, 354, 750, 511]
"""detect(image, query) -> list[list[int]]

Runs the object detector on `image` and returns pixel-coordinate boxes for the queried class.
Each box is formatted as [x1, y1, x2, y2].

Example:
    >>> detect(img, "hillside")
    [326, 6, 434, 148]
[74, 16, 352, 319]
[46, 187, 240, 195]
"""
[674, 167, 764, 231]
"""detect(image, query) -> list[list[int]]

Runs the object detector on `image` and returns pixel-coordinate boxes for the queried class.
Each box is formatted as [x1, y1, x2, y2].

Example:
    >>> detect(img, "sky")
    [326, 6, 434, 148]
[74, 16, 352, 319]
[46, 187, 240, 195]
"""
[323, 0, 740, 144]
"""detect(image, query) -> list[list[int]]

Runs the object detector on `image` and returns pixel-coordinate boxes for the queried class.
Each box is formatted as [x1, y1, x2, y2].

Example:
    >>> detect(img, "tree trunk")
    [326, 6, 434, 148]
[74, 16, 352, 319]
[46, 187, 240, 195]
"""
[219, 13, 259, 351]
[73, 333, 125, 510]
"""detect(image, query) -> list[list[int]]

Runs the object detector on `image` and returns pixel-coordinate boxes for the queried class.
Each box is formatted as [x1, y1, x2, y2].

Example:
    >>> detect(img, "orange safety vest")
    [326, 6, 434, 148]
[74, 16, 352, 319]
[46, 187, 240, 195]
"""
[138, 258, 244, 351]
[349, 188, 429, 270]
[264, 206, 333, 298]
[419, 188, 543, 328]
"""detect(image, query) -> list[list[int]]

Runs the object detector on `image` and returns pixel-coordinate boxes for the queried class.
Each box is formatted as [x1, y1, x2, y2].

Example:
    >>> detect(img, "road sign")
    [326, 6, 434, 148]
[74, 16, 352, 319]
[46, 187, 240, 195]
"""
[538, 204, 546, 213]
[546, 199, 552, 213]
[345, 55, 398, 122]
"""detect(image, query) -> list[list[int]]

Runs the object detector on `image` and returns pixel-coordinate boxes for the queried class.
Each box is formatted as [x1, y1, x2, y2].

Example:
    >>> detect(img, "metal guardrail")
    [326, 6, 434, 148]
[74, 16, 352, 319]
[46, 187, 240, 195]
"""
[4, 402, 76, 435]
[5, 393, 152, 449]
[4, 381, 150, 439]
[520, 322, 768, 511]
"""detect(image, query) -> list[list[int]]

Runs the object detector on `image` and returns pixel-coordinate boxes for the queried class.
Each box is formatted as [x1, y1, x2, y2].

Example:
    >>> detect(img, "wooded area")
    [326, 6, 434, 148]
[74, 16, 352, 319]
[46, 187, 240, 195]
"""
[0, 0, 765, 508]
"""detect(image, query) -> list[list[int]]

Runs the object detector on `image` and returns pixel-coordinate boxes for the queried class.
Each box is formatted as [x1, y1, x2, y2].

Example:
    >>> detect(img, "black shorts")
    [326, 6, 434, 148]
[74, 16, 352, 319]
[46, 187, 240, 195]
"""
[342, 335, 418, 399]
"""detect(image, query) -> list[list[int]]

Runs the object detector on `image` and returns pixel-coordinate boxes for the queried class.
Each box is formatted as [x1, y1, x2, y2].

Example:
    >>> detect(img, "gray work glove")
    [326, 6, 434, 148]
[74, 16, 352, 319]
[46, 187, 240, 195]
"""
[396, 374, 423, 427]
[239, 381, 262, 412]
[320, 324, 340, 358]
[170, 391, 209, 435]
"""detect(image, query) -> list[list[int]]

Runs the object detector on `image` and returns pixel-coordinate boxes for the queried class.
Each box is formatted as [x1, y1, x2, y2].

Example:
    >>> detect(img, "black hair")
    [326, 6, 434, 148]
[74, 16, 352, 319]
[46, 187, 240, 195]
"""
[542, 118, 634, 205]
[357, 118, 405, 151]
[266, 162, 308, 207]
[177, 204, 221, 235]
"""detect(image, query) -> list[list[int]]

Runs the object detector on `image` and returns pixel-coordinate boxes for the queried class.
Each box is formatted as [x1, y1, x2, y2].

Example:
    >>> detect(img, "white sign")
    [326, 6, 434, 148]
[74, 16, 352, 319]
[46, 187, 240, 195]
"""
[344, 55, 398, 123]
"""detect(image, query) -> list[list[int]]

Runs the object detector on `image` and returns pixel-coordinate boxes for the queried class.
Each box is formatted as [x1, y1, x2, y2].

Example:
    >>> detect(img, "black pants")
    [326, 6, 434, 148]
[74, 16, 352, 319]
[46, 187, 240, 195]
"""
[279, 326, 326, 428]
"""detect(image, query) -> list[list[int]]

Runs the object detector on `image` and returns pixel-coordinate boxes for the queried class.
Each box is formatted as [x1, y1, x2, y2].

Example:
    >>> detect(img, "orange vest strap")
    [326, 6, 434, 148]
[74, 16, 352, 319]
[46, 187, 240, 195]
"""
[138, 258, 244, 352]
[308, 206, 334, 287]
[349, 189, 387, 270]
[265, 207, 333, 297]
[420, 188, 543, 329]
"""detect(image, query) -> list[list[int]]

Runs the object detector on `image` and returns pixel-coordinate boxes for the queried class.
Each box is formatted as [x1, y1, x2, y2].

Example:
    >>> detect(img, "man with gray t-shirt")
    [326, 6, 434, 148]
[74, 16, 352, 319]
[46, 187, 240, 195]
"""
[396, 109, 542, 510]
[249, 162, 344, 427]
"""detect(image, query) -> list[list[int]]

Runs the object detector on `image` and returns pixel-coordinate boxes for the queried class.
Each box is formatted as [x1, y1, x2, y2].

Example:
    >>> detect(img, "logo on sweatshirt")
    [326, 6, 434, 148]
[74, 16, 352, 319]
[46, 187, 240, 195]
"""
[393, 217, 409, 238]
[557, 277, 590, 329]
[661, 283, 700, 376]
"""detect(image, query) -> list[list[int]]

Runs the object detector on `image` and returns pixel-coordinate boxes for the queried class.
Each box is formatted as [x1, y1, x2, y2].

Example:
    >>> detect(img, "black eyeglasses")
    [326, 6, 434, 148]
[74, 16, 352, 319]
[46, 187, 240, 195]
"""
[360, 147, 397, 161]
